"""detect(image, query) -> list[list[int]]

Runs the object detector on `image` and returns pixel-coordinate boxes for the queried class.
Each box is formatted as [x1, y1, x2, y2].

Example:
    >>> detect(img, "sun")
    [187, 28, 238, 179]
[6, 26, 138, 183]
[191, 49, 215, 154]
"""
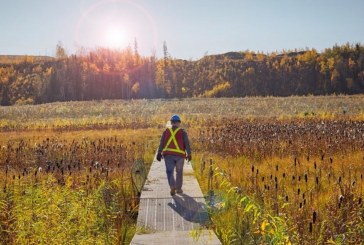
[104, 26, 128, 48]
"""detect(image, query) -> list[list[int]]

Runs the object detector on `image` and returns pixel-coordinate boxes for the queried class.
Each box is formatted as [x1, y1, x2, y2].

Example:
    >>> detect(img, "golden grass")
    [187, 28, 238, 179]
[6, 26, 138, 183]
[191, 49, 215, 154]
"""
[1, 96, 363, 244]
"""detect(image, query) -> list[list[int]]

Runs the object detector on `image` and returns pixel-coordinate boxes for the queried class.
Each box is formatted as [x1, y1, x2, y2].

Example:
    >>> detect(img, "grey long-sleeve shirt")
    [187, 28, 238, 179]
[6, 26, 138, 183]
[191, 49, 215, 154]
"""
[157, 127, 191, 156]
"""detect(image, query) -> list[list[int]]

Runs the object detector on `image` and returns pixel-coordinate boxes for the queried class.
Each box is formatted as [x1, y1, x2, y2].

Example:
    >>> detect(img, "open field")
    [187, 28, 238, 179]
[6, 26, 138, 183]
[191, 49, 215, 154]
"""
[0, 129, 156, 244]
[1, 95, 363, 131]
[193, 118, 364, 244]
[0, 95, 364, 244]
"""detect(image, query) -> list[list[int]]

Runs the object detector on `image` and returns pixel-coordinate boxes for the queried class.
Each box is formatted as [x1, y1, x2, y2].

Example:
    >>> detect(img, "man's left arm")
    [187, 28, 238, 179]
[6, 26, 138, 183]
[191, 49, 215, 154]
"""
[156, 131, 165, 161]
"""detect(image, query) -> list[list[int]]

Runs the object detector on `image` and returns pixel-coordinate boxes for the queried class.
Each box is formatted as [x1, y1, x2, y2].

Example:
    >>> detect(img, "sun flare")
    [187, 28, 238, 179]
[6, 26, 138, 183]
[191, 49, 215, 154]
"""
[104, 27, 128, 48]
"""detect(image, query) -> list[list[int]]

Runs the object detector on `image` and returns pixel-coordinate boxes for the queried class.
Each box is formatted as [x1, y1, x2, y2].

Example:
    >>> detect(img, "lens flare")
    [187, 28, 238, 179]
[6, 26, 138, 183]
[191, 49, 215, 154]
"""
[75, 0, 158, 51]
[105, 27, 128, 48]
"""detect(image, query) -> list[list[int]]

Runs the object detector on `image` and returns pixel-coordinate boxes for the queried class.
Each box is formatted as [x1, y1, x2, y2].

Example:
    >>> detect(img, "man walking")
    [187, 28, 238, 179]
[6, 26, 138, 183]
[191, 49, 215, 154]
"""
[156, 115, 192, 196]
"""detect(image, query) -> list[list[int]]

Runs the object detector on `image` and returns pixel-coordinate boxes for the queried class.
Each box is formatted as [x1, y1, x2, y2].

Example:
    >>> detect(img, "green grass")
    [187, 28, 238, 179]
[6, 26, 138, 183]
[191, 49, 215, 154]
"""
[0, 129, 157, 244]
[1, 177, 137, 244]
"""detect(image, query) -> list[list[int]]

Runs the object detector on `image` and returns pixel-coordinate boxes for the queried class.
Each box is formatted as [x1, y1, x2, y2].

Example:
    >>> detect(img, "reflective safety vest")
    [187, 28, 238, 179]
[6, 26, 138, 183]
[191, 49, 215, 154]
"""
[162, 127, 186, 157]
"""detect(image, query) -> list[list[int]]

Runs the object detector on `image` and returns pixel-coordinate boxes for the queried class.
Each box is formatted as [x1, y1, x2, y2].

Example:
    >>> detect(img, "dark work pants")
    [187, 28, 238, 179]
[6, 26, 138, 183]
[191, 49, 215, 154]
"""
[164, 155, 185, 190]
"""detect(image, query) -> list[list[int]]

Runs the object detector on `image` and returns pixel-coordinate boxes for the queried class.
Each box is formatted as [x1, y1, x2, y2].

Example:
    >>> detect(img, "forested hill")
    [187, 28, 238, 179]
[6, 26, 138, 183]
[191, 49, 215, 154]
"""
[1, 43, 364, 105]
[0, 55, 54, 64]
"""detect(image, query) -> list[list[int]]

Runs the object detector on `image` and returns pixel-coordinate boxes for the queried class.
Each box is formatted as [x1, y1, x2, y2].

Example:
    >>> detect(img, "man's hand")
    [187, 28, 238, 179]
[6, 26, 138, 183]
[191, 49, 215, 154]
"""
[186, 155, 192, 162]
[156, 153, 162, 161]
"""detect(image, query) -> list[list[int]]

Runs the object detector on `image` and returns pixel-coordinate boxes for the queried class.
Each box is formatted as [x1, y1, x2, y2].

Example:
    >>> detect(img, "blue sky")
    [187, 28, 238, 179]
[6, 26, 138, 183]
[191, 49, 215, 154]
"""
[0, 0, 363, 59]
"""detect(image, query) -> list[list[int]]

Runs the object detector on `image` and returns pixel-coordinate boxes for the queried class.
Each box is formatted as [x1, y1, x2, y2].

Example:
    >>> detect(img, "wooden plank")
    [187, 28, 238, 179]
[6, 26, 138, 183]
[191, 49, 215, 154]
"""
[131, 158, 221, 244]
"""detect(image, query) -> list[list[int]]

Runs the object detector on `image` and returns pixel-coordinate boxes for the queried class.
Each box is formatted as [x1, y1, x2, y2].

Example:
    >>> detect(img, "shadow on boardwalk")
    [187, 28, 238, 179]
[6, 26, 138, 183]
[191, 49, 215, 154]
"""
[168, 193, 210, 225]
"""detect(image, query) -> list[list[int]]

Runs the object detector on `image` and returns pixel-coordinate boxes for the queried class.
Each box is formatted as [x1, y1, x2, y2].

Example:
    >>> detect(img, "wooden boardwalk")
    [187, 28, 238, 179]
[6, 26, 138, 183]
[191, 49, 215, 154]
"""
[130, 157, 221, 245]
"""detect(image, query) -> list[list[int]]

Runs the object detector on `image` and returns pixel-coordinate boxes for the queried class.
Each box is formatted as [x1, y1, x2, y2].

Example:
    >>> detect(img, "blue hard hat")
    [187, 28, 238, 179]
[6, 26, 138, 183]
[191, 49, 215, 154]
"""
[170, 114, 181, 122]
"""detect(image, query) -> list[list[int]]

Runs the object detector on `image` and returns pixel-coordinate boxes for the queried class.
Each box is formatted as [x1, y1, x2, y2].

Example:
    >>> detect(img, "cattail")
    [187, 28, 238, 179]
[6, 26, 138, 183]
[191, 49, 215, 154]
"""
[298, 176, 301, 182]
[256, 169, 259, 175]
[262, 177, 265, 182]
[298, 188, 301, 195]
[339, 195, 344, 202]
[359, 197, 362, 205]
[307, 155, 310, 162]
[309, 222, 313, 233]
[313, 211, 317, 223]
[304, 173, 308, 183]
[270, 174, 273, 180]
[338, 176, 342, 184]
[282, 173, 286, 178]
[316, 177, 319, 185]
[338, 195, 344, 208]
[275, 176, 278, 182]
[300, 202, 302, 209]
[292, 175, 296, 181]
[276, 165, 278, 171]
[314, 162, 317, 170]
[251, 165, 254, 173]
[330, 157, 333, 163]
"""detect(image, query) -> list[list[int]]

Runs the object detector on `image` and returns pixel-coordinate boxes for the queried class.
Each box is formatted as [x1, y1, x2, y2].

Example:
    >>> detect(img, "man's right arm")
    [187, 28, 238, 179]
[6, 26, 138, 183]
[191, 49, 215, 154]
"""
[183, 130, 192, 161]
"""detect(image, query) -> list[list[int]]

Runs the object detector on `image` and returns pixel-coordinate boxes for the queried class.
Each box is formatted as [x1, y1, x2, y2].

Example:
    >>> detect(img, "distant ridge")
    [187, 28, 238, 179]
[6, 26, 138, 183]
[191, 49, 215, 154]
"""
[204, 52, 246, 60]
[0, 55, 54, 64]
[0, 43, 363, 106]
[204, 51, 309, 60]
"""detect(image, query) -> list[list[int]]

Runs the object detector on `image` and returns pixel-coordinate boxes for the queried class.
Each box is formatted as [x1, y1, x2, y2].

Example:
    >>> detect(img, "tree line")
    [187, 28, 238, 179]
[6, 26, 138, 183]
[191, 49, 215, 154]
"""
[1, 42, 363, 105]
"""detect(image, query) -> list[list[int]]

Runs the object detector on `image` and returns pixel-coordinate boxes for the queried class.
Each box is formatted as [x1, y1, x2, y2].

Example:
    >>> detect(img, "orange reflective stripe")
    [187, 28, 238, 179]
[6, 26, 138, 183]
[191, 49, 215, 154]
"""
[163, 128, 185, 154]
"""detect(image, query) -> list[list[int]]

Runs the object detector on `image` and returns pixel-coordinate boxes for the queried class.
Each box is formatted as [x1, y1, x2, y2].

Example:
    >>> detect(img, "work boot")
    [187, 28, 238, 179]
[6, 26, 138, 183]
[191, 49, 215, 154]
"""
[176, 189, 183, 194]
[170, 187, 176, 196]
